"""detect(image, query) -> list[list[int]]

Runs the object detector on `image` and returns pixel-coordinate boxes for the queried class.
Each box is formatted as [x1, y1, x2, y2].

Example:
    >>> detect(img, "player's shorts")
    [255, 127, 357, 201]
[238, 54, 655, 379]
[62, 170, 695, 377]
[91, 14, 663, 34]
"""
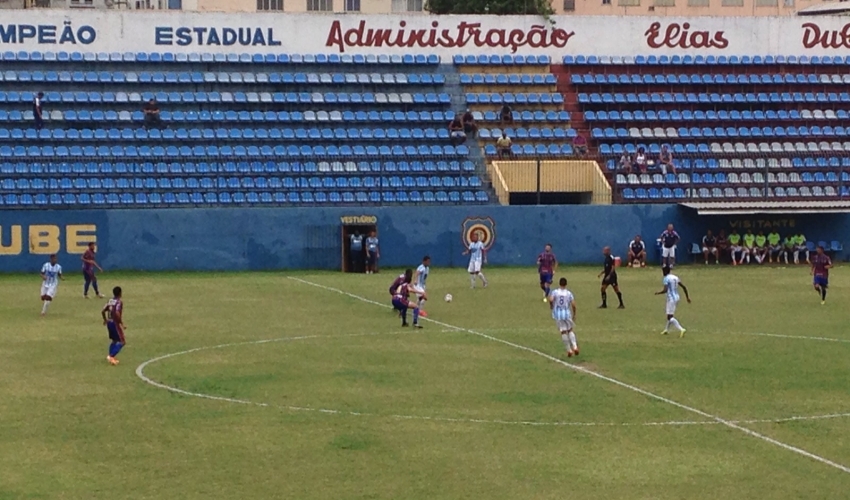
[814, 276, 829, 288]
[795, 245, 808, 252]
[468, 259, 482, 273]
[602, 272, 619, 287]
[392, 297, 412, 311]
[666, 299, 679, 316]
[555, 318, 575, 332]
[367, 252, 378, 266]
[410, 285, 425, 297]
[40, 283, 57, 298]
[107, 322, 124, 343]
[702, 246, 717, 254]
[770, 245, 783, 253]
[539, 272, 553, 284]
[731, 245, 742, 253]
[662, 246, 676, 258]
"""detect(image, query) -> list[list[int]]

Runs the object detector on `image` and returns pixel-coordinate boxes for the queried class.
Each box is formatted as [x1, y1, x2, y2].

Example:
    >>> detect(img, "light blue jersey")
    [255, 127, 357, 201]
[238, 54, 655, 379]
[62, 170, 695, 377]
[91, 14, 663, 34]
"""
[663, 274, 680, 302]
[415, 264, 429, 289]
[41, 262, 63, 287]
[468, 241, 485, 262]
[366, 236, 379, 252]
[549, 288, 574, 321]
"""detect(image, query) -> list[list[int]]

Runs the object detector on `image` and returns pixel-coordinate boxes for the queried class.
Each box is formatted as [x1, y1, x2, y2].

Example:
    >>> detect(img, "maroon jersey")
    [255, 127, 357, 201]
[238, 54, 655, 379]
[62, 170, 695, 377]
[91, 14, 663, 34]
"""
[83, 249, 95, 272]
[812, 254, 832, 277]
[537, 252, 557, 274]
[389, 274, 407, 295]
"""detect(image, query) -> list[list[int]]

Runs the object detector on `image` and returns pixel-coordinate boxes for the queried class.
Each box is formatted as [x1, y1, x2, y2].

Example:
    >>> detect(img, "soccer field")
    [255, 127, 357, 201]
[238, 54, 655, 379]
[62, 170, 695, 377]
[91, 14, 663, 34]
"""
[2, 265, 849, 499]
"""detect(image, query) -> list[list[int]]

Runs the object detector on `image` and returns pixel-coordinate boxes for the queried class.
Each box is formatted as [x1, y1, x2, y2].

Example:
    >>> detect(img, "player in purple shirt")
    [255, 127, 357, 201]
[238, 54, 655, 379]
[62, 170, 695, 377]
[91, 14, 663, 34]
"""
[537, 244, 558, 303]
[659, 224, 680, 268]
[81, 242, 104, 299]
[389, 269, 412, 316]
[810, 246, 832, 305]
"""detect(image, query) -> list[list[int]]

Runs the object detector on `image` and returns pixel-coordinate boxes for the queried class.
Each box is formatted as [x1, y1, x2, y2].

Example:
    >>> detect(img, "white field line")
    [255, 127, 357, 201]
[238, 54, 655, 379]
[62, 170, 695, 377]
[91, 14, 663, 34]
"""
[135, 331, 850, 429]
[289, 277, 850, 475]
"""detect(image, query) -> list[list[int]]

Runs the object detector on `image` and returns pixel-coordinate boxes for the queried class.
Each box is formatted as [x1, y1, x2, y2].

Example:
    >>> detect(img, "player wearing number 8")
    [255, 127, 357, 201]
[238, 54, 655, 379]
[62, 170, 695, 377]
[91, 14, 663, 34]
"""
[548, 277, 579, 357]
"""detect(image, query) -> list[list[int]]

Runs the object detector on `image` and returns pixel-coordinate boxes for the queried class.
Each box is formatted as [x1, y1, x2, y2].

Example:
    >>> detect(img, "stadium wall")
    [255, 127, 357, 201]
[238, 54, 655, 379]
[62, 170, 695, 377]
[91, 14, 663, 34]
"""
[0, 206, 845, 272]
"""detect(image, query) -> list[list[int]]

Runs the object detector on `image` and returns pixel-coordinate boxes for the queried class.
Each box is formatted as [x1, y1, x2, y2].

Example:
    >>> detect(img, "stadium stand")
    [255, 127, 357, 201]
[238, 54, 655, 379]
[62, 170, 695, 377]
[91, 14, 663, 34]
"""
[0, 51, 491, 208]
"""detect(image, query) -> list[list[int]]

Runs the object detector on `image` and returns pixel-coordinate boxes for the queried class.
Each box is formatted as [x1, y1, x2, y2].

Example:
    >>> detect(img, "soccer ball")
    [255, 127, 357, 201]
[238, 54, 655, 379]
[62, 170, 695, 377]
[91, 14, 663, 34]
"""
[444, 293, 453, 303]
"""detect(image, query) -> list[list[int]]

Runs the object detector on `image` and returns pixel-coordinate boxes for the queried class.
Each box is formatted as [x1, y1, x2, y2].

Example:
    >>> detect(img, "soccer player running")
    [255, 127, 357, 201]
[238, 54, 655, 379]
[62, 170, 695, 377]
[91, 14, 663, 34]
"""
[742, 229, 756, 264]
[659, 224, 680, 268]
[627, 235, 646, 267]
[412, 256, 430, 317]
[102, 286, 127, 365]
[40, 254, 64, 316]
[656, 266, 691, 338]
[767, 230, 782, 264]
[811, 246, 832, 305]
[702, 230, 718, 265]
[728, 229, 743, 265]
[536, 244, 558, 303]
[754, 231, 768, 264]
[598, 246, 624, 309]
[392, 279, 423, 328]
[82, 242, 105, 299]
[549, 277, 579, 357]
[462, 232, 488, 288]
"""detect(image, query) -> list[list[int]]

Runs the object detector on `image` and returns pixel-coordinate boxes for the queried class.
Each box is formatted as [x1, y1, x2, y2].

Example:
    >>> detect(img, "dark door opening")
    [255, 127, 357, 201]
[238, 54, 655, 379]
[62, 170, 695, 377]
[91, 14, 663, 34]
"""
[341, 224, 376, 272]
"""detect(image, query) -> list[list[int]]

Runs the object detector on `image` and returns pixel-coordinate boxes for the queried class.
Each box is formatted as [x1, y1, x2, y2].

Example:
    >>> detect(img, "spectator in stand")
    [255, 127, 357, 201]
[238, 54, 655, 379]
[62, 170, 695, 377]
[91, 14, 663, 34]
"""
[573, 134, 588, 157]
[728, 229, 743, 265]
[754, 231, 768, 264]
[499, 105, 514, 126]
[143, 98, 161, 129]
[716, 229, 729, 263]
[793, 233, 810, 264]
[619, 153, 633, 174]
[33, 92, 44, 130]
[449, 116, 466, 146]
[627, 235, 646, 267]
[702, 230, 718, 265]
[496, 134, 512, 160]
[634, 146, 648, 173]
[461, 109, 478, 137]
[659, 145, 676, 175]
[742, 229, 756, 264]
[767, 230, 782, 264]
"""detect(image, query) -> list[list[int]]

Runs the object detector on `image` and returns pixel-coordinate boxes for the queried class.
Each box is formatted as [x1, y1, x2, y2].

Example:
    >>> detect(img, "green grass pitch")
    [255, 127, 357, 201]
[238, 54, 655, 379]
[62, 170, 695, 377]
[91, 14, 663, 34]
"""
[1, 264, 849, 499]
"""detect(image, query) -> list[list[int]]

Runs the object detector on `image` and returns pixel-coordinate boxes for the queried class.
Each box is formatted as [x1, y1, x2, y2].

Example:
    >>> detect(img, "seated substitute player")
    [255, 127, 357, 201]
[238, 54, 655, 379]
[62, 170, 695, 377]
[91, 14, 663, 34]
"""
[627, 235, 646, 267]
[702, 230, 718, 265]
[754, 231, 768, 265]
[412, 256, 430, 317]
[40, 254, 64, 316]
[728, 229, 743, 266]
[536, 244, 558, 303]
[742, 229, 756, 264]
[782, 234, 796, 265]
[794, 233, 811, 265]
[102, 286, 127, 365]
[598, 246, 624, 309]
[392, 280, 423, 328]
[548, 277, 579, 357]
[462, 232, 488, 289]
[811, 245, 832, 305]
[659, 224, 680, 268]
[767, 230, 783, 264]
[716, 230, 729, 264]
[655, 266, 691, 338]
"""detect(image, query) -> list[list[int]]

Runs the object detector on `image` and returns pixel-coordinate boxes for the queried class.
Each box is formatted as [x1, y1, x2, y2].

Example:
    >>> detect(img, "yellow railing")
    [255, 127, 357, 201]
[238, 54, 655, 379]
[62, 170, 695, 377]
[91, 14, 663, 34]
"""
[489, 160, 612, 205]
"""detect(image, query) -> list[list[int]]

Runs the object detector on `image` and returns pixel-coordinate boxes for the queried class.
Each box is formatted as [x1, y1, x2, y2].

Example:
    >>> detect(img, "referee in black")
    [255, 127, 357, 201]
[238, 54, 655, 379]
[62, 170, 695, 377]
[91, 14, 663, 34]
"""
[598, 246, 625, 309]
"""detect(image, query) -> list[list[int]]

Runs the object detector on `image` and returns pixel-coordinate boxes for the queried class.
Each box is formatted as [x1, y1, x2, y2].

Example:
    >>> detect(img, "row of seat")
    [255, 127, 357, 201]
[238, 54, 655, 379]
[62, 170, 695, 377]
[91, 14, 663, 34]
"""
[465, 93, 564, 105]
[621, 186, 848, 200]
[1, 51, 441, 65]
[0, 127, 456, 142]
[453, 55, 551, 65]
[571, 73, 850, 86]
[483, 144, 575, 156]
[0, 90, 452, 105]
[586, 109, 850, 122]
[1, 175, 484, 191]
[0, 144, 470, 159]
[593, 126, 850, 140]
[0, 190, 491, 207]
[615, 171, 847, 185]
[478, 127, 578, 140]
[460, 73, 557, 85]
[0, 160, 477, 175]
[578, 92, 850, 104]
[0, 71, 445, 85]
[470, 110, 570, 123]
[563, 55, 850, 65]
[604, 157, 850, 170]
[598, 142, 847, 155]
[2, 109, 457, 124]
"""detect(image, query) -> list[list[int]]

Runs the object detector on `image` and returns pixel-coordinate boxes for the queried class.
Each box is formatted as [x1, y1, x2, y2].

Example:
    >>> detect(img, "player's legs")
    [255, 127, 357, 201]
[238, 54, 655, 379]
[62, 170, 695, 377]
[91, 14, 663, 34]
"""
[627, 251, 635, 266]
[702, 247, 709, 264]
[540, 274, 552, 301]
[599, 281, 609, 308]
[612, 282, 624, 308]
[107, 324, 124, 365]
[638, 251, 646, 267]
[40, 284, 55, 315]
[84, 271, 92, 297]
[814, 276, 828, 303]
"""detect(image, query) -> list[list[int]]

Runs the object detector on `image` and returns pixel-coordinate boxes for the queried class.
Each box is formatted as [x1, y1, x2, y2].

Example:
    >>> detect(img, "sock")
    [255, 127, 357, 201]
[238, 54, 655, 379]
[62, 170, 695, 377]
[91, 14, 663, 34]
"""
[41, 301, 49, 314]
[568, 331, 578, 350]
[418, 298, 426, 309]
[413, 307, 420, 324]
[670, 318, 684, 332]
[601, 291, 607, 306]
[109, 342, 124, 357]
[561, 333, 570, 350]
[794, 250, 799, 263]
[821, 287, 827, 301]
[544, 285, 550, 297]
[664, 319, 672, 331]
[84, 280, 90, 296]
[745, 253, 750, 263]
[92, 281, 99, 295]
[401, 309, 408, 324]
[478, 272, 487, 285]
[470, 275, 476, 288]
[616, 291, 623, 306]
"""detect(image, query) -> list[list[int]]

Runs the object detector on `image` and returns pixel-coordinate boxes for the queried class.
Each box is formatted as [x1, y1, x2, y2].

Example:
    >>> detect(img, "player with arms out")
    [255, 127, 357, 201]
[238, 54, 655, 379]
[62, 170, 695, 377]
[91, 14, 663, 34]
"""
[462, 232, 488, 289]
[102, 286, 127, 365]
[659, 224, 680, 268]
[627, 235, 646, 267]
[549, 277, 579, 357]
[655, 267, 691, 338]
[412, 256, 430, 317]
[537, 244, 558, 303]
[82, 242, 105, 299]
[392, 279, 423, 329]
[811, 246, 832, 305]
[598, 246, 624, 309]
[40, 254, 64, 316]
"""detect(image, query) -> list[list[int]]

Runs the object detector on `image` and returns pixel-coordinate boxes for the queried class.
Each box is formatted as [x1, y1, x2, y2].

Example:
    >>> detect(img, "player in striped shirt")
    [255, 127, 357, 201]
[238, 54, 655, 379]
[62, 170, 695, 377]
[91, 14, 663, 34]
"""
[462, 232, 488, 289]
[412, 256, 430, 317]
[102, 286, 127, 365]
[548, 277, 578, 357]
[392, 281, 423, 329]
[537, 244, 558, 303]
[656, 267, 691, 338]
[40, 254, 64, 316]
[811, 246, 832, 305]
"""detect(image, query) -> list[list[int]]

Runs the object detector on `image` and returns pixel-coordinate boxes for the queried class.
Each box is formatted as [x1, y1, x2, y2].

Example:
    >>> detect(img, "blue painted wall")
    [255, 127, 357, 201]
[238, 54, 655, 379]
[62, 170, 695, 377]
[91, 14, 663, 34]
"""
[0, 205, 845, 272]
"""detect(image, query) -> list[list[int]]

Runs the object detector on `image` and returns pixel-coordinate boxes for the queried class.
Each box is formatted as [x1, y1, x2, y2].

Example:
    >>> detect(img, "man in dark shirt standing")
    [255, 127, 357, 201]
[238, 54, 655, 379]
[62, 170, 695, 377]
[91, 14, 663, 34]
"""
[598, 246, 624, 309]
[659, 224, 680, 268]
[349, 231, 364, 273]
[33, 92, 44, 130]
